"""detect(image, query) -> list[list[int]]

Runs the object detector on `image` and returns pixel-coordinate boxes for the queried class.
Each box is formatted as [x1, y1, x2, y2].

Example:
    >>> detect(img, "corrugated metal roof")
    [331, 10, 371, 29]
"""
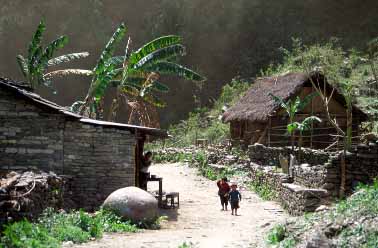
[0, 77, 168, 138]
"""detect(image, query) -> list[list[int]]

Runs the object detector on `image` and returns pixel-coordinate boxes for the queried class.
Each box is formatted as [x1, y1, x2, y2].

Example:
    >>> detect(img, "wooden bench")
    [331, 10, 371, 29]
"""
[164, 192, 179, 209]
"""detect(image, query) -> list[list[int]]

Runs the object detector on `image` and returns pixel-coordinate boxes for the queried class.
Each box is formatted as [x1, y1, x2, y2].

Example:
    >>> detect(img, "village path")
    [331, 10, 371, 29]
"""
[73, 163, 288, 248]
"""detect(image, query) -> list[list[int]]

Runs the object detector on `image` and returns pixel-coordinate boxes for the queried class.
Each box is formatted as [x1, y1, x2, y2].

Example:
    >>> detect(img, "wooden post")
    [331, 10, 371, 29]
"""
[268, 115, 271, 147]
[310, 87, 314, 148]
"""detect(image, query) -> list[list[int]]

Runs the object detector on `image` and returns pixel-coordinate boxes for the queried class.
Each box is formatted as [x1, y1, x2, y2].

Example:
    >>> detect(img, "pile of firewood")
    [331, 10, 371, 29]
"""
[0, 171, 65, 226]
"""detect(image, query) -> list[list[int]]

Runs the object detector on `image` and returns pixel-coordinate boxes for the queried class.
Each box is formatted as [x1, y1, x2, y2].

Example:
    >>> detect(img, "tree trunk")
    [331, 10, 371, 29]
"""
[339, 138, 347, 198]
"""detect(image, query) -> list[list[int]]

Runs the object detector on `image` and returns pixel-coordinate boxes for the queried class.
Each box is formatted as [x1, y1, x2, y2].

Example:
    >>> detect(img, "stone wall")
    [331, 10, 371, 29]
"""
[64, 121, 135, 209]
[0, 88, 64, 174]
[248, 143, 332, 167]
[0, 87, 137, 209]
[248, 142, 378, 215]
[280, 183, 329, 216]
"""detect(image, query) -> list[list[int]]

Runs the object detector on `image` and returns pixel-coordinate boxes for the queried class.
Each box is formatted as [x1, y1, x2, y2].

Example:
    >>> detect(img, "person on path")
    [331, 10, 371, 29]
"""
[217, 177, 230, 211]
[229, 183, 242, 216]
[140, 151, 153, 190]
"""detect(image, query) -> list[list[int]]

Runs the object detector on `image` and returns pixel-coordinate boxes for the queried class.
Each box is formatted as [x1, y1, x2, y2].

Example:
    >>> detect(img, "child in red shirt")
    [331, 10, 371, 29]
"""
[217, 177, 230, 211]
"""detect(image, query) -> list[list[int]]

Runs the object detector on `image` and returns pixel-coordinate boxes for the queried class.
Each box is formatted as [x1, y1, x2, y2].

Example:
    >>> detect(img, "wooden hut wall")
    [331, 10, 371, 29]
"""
[266, 86, 363, 149]
[230, 121, 266, 145]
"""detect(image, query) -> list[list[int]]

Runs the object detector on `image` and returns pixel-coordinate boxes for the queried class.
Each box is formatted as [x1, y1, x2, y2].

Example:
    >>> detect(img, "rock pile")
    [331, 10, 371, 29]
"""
[0, 171, 65, 226]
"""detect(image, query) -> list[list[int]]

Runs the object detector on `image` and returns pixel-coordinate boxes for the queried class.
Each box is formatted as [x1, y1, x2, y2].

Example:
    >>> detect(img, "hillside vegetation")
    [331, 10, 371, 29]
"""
[159, 38, 378, 148]
[267, 182, 378, 247]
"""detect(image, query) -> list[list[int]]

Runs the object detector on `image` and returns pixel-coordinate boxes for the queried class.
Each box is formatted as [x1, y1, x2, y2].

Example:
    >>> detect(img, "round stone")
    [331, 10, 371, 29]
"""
[102, 186, 159, 223]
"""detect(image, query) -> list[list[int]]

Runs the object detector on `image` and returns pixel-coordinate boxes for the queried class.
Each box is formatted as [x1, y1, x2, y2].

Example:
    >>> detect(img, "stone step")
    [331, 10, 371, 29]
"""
[282, 183, 329, 198]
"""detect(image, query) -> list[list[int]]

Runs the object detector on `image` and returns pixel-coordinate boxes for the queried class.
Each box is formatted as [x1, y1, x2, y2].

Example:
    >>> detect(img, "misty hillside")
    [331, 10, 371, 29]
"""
[1, 0, 378, 126]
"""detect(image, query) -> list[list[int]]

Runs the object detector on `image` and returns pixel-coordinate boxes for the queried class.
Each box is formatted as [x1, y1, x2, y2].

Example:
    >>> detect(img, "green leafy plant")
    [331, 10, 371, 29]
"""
[178, 241, 196, 248]
[1, 220, 60, 248]
[269, 92, 317, 151]
[0, 208, 140, 247]
[74, 23, 205, 124]
[17, 19, 89, 90]
[267, 224, 286, 244]
[289, 116, 322, 161]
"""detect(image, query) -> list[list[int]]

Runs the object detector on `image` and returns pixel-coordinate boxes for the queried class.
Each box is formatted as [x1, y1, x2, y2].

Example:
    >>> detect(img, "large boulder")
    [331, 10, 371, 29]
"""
[102, 186, 159, 223]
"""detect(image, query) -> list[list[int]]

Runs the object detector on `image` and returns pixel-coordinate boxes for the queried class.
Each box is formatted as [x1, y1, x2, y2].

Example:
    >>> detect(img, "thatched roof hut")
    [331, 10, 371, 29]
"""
[223, 72, 367, 149]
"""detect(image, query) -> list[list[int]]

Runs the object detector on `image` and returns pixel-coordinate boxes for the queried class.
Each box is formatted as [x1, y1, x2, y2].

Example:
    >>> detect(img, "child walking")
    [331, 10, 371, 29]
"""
[217, 177, 230, 211]
[229, 183, 242, 216]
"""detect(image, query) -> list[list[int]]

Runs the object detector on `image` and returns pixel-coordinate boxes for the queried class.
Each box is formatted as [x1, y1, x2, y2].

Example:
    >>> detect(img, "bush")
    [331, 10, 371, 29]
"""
[0, 208, 139, 247]
[1, 220, 60, 248]
[266, 224, 286, 244]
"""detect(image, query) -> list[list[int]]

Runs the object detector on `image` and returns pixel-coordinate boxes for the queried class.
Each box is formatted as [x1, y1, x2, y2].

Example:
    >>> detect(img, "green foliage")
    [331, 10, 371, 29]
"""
[248, 171, 277, 201]
[162, 79, 249, 147]
[274, 181, 378, 247]
[263, 38, 378, 134]
[0, 208, 139, 247]
[267, 224, 286, 244]
[1, 220, 60, 248]
[178, 242, 196, 248]
[269, 93, 318, 135]
[17, 19, 89, 90]
[75, 25, 204, 120]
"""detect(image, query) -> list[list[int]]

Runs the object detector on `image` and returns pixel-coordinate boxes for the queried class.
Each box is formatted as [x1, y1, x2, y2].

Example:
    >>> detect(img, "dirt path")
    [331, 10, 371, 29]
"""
[73, 163, 287, 248]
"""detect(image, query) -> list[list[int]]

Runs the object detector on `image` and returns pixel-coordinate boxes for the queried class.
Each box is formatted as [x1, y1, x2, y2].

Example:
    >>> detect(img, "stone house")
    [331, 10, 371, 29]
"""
[222, 72, 367, 149]
[0, 78, 167, 209]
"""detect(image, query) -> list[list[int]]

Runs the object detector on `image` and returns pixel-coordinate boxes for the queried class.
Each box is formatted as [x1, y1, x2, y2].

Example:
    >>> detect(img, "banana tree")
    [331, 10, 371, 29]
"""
[16, 19, 89, 90]
[288, 116, 321, 162]
[73, 23, 205, 125]
[269, 92, 317, 151]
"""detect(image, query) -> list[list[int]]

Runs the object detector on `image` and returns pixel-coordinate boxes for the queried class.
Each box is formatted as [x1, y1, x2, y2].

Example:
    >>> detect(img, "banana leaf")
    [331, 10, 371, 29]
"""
[94, 23, 126, 76]
[38, 36, 69, 70]
[47, 52, 89, 66]
[28, 20, 46, 62]
[16, 55, 29, 77]
[130, 35, 182, 65]
[142, 61, 205, 82]
[132, 44, 186, 69]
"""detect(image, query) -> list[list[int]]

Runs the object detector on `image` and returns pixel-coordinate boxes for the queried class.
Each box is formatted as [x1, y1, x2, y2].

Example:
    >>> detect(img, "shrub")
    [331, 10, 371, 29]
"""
[1, 220, 60, 248]
[266, 224, 286, 244]
[0, 208, 140, 247]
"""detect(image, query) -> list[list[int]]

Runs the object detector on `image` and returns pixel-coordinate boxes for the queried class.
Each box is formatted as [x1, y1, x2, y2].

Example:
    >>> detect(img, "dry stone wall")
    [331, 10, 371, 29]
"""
[0, 87, 137, 209]
[0, 89, 64, 174]
[248, 143, 332, 167]
[64, 121, 135, 209]
[248, 142, 378, 215]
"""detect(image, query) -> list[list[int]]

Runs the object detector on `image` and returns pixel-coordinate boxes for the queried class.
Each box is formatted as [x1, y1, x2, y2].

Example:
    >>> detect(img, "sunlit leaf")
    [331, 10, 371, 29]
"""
[16, 55, 28, 77]
[142, 61, 205, 82]
[132, 45, 186, 69]
[47, 52, 90, 66]
[130, 35, 182, 65]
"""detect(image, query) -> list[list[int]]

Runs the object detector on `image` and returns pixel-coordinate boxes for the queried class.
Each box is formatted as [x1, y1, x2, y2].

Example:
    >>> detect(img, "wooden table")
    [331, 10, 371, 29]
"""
[147, 177, 163, 207]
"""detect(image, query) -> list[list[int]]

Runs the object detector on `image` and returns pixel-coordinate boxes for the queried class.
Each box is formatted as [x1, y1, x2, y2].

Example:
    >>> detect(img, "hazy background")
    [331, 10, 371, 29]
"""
[1, 0, 378, 127]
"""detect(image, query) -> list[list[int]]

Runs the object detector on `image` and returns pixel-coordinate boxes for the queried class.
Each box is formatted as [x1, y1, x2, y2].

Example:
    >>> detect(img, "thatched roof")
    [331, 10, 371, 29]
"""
[222, 72, 367, 123]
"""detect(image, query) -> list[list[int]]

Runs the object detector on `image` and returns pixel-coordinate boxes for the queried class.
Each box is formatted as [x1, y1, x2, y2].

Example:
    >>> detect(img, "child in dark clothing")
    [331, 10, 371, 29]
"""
[217, 177, 230, 211]
[229, 183, 242, 216]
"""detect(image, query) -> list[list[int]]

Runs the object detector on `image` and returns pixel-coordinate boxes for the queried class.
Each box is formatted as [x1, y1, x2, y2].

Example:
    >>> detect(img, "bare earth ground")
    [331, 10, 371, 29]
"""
[73, 163, 288, 248]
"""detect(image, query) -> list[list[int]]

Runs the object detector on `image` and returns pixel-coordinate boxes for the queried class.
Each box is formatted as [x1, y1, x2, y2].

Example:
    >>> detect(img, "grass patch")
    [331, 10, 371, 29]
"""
[249, 182, 277, 201]
[248, 170, 277, 201]
[0, 208, 139, 247]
